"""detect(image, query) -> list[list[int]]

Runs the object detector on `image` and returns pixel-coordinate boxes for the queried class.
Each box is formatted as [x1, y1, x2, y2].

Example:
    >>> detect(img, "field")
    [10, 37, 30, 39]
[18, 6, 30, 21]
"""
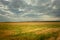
[0, 22, 60, 40]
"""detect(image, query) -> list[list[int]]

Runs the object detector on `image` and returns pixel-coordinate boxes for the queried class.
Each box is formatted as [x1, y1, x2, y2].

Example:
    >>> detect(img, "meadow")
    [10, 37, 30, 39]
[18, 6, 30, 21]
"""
[0, 22, 60, 40]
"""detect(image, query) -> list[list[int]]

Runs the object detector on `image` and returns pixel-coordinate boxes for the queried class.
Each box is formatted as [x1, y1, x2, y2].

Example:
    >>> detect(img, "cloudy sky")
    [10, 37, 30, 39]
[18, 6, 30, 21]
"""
[0, 0, 60, 22]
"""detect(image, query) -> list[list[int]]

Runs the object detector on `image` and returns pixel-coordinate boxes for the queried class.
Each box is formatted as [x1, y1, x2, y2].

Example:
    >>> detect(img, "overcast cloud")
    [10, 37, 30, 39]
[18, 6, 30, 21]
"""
[0, 0, 60, 22]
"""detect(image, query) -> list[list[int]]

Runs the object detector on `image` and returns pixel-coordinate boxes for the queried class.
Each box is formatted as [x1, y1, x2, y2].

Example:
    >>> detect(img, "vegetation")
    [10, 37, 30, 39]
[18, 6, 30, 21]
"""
[0, 22, 60, 40]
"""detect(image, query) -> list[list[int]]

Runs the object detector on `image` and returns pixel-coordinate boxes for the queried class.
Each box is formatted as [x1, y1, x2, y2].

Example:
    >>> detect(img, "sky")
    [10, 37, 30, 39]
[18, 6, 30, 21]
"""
[0, 0, 60, 22]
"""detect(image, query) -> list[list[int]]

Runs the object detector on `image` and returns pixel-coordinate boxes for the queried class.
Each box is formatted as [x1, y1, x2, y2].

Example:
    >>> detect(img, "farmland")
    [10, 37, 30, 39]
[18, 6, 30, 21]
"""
[0, 22, 60, 40]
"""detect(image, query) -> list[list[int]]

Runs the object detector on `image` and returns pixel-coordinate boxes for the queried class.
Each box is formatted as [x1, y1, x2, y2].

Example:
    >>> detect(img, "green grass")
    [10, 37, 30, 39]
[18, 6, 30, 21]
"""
[0, 23, 60, 40]
[0, 24, 60, 30]
[0, 31, 60, 40]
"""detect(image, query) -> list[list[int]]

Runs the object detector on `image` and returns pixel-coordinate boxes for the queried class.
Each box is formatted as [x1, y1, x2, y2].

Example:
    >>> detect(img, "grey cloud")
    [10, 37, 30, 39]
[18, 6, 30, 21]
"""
[0, 10, 11, 16]
[23, 14, 40, 18]
[0, 0, 10, 7]
[52, 9, 60, 17]
[0, 0, 60, 22]
[0, 16, 10, 22]
[51, 0, 60, 17]
[9, 0, 25, 8]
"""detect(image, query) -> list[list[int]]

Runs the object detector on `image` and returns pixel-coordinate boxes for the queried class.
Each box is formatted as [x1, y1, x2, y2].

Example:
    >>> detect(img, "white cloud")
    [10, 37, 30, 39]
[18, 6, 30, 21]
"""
[24, 0, 32, 5]
[40, 15, 60, 21]
[51, 0, 55, 3]
[0, 8, 15, 16]
[52, 5, 57, 9]
[4, 0, 9, 1]
[19, 8, 25, 11]
[0, 13, 10, 18]
[24, 0, 38, 6]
